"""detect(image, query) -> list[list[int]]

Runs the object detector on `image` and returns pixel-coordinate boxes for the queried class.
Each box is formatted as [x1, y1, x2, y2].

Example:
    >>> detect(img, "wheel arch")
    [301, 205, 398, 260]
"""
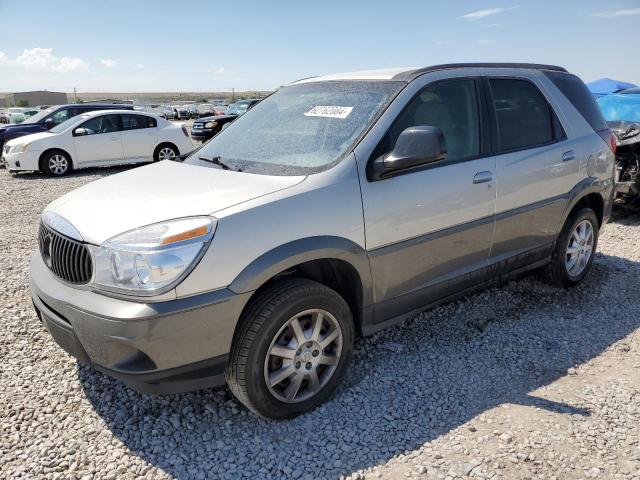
[153, 142, 180, 160]
[39, 148, 74, 172]
[561, 177, 609, 229]
[229, 236, 374, 335]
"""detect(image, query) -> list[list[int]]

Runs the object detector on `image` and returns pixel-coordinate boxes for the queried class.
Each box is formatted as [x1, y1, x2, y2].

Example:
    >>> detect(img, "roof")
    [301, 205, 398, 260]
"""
[76, 109, 153, 117]
[291, 63, 568, 85]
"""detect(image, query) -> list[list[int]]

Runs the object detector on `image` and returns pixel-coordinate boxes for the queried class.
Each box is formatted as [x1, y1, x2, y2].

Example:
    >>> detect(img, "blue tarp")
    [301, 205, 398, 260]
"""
[597, 93, 640, 122]
[587, 78, 637, 97]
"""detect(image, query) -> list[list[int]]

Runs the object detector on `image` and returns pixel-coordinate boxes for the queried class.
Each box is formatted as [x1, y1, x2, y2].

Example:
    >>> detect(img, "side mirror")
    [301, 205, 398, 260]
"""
[73, 127, 87, 136]
[44, 118, 54, 130]
[369, 125, 446, 180]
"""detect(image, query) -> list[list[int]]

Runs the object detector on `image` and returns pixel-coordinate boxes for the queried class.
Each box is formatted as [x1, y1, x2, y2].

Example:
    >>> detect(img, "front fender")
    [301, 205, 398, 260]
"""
[228, 235, 374, 309]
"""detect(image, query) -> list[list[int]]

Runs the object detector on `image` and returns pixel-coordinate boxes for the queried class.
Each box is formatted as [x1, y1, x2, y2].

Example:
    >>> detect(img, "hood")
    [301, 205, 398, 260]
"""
[0, 123, 43, 136]
[44, 160, 306, 245]
[6, 131, 56, 147]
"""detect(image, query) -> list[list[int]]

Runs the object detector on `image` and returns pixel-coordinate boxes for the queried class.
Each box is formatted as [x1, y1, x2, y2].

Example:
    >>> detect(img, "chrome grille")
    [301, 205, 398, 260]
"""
[39, 222, 93, 284]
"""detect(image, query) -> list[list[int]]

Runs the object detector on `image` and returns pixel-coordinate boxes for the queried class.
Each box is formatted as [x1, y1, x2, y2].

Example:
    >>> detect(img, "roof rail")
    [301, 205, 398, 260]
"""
[393, 63, 568, 81]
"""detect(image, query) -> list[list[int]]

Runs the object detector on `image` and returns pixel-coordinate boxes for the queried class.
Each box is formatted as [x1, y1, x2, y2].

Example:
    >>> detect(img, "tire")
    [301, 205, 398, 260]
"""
[41, 150, 72, 176]
[226, 278, 354, 419]
[153, 144, 178, 162]
[545, 207, 599, 288]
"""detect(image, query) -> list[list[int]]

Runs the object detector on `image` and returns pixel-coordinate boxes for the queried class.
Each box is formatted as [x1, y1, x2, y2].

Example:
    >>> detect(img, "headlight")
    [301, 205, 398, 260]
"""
[204, 121, 218, 128]
[12, 143, 29, 153]
[93, 217, 216, 295]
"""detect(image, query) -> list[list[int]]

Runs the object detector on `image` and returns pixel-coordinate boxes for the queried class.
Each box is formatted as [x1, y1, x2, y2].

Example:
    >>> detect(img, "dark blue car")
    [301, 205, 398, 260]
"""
[0, 103, 134, 157]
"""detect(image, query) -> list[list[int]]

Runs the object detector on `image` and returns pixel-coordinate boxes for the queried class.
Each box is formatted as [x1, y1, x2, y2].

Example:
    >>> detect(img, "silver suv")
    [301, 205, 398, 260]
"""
[30, 63, 616, 419]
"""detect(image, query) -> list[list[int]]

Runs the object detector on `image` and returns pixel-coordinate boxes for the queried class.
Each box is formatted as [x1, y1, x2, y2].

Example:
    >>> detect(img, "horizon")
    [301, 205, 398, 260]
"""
[1, 0, 640, 92]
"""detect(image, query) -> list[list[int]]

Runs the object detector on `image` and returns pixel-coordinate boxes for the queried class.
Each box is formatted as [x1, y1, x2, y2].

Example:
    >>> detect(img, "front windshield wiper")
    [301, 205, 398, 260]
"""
[198, 155, 235, 171]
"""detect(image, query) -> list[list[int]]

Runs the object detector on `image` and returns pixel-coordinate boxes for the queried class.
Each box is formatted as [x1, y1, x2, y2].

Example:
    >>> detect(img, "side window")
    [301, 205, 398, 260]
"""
[543, 70, 609, 132]
[489, 79, 555, 152]
[77, 115, 120, 135]
[377, 79, 481, 162]
[47, 108, 71, 126]
[122, 114, 156, 130]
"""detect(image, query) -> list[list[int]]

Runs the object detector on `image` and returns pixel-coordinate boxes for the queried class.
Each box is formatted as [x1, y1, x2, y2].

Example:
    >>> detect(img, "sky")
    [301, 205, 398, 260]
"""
[0, 0, 639, 93]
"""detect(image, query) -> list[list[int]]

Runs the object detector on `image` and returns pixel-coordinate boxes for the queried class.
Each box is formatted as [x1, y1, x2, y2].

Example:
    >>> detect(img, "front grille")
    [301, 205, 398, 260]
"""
[39, 222, 93, 284]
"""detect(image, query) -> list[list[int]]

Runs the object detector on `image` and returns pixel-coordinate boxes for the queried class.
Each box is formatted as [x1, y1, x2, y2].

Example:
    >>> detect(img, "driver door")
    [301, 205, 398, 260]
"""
[72, 114, 124, 167]
[357, 77, 497, 322]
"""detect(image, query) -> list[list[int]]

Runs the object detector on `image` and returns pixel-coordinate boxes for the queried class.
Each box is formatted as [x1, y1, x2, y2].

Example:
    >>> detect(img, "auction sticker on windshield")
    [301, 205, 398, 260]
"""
[304, 105, 353, 119]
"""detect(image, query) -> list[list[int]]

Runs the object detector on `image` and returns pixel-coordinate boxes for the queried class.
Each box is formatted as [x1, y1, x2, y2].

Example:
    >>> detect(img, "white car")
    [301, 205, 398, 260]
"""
[2, 110, 193, 176]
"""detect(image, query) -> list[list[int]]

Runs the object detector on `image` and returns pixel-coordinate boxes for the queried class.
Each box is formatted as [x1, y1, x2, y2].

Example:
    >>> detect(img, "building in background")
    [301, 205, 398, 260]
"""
[0, 90, 68, 107]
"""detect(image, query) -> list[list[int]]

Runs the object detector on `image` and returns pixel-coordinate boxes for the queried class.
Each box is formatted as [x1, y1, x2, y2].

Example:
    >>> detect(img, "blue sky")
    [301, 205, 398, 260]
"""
[1, 0, 639, 92]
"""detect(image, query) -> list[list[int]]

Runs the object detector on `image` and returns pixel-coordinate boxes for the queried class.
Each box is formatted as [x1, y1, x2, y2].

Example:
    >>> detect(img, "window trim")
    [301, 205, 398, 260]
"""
[483, 76, 567, 156]
[367, 77, 490, 181]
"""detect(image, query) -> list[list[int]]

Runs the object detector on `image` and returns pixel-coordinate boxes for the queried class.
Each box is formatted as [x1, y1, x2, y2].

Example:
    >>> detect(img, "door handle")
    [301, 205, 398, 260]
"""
[562, 150, 576, 162]
[473, 171, 493, 184]
[110, 136, 119, 141]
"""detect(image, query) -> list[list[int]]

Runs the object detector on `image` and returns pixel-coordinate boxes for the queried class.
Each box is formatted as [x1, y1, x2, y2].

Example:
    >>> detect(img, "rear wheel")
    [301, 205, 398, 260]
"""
[154, 144, 178, 162]
[545, 207, 599, 287]
[42, 150, 71, 176]
[226, 279, 354, 419]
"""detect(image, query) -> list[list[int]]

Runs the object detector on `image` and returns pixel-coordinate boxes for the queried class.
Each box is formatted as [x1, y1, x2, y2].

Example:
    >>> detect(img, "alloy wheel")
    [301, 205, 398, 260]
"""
[48, 154, 68, 175]
[565, 219, 594, 277]
[158, 147, 176, 161]
[264, 309, 343, 403]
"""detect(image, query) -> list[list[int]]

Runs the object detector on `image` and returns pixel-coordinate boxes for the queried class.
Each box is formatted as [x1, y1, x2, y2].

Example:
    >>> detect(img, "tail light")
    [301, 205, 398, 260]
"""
[181, 125, 189, 137]
[598, 129, 617, 154]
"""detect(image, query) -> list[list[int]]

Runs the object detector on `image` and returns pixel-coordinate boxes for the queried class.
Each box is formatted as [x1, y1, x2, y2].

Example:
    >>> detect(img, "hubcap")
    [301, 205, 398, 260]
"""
[48, 155, 68, 175]
[264, 309, 343, 403]
[158, 147, 176, 161]
[565, 219, 594, 277]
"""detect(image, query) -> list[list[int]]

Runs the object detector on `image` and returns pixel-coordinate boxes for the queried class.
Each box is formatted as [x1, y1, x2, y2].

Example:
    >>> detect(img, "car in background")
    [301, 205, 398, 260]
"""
[597, 88, 640, 211]
[191, 99, 260, 142]
[0, 103, 134, 160]
[2, 110, 193, 176]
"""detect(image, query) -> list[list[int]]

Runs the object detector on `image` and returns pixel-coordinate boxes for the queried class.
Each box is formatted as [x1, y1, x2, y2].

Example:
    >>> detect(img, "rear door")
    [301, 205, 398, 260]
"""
[120, 114, 158, 162]
[488, 76, 579, 268]
[72, 114, 124, 166]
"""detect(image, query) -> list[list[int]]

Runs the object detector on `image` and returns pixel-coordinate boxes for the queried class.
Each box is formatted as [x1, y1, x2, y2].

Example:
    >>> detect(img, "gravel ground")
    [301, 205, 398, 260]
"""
[1, 165, 639, 480]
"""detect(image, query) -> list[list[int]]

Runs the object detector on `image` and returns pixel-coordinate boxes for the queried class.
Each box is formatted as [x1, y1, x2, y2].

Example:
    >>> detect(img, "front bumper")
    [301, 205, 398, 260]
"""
[30, 250, 252, 394]
[4, 150, 41, 171]
[190, 128, 215, 141]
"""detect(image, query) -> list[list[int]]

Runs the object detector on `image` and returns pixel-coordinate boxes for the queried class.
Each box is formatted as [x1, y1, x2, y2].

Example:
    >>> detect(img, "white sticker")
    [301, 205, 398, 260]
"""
[304, 105, 353, 119]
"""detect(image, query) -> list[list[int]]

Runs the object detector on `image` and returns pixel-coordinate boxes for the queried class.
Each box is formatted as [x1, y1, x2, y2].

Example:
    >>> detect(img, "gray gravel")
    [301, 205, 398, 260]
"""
[1, 165, 639, 480]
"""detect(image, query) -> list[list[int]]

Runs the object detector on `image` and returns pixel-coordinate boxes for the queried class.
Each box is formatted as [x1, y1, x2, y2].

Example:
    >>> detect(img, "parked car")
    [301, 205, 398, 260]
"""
[3, 110, 192, 175]
[158, 106, 174, 120]
[597, 88, 640, 211]
[30, 63, 614, 419]
[191, 99, 260, 142]
[0, 103, 134, 159]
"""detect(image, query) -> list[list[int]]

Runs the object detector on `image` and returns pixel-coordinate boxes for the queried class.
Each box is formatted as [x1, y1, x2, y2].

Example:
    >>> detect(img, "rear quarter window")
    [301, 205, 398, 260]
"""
[543, 71, 609, 132]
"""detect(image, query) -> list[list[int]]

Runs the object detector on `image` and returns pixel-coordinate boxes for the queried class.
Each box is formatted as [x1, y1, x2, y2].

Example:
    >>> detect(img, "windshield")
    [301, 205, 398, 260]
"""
[22, 107, 55, 124]
[226, 102, 251, 115]
[597, 94, 640, 122]
[185, 81, 403, 175]
[50, 114, 89, 134]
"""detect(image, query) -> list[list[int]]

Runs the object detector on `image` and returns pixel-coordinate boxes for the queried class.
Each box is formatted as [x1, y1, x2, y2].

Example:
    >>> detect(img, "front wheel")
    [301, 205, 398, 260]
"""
[42, 150, 71, 176]
[226, 279, 354, 419]
[545, 207, 599, 287]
